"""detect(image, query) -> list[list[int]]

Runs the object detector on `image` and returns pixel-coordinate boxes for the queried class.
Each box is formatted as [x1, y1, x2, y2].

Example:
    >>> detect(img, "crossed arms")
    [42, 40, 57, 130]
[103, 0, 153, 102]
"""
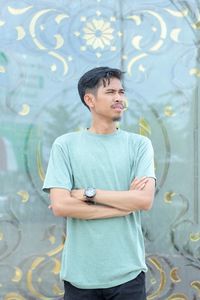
[49, 177, 155, 220]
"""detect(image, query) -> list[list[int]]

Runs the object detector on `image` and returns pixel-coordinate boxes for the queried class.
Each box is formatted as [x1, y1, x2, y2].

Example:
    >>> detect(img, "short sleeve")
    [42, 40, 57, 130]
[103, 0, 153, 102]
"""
[133, 137, 156, 181]
[42, 141, 73, 193]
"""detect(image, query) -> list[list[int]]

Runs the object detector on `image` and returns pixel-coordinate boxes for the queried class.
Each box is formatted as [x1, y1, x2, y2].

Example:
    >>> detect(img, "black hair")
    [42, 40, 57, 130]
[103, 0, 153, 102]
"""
[78, 66, 124, 110]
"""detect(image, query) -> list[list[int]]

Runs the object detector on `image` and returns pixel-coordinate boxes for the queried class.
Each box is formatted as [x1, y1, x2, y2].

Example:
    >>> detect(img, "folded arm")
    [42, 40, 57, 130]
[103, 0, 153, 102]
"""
[49, 188, 131, 220]
[71, 177, 156, 212]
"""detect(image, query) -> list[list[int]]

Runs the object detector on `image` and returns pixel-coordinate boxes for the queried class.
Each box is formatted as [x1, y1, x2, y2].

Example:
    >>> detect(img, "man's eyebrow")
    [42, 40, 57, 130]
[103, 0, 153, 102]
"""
[105, 88, 125, 92]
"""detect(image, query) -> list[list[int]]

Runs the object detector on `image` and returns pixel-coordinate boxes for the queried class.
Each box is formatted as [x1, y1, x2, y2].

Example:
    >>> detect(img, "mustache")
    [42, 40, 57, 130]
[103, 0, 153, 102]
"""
[111, 100, 128, 110]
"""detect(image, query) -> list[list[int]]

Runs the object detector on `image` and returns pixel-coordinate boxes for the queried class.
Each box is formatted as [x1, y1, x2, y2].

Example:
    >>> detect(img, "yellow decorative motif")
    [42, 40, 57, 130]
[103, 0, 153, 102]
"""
[189, 68, 200, 77]
[127, 53, 148, 76]
[48, 51, 68, 75]
[80, 46, 86, 51]
[4, 293, 26, 300]
[170, 267, 181, 283]
[165, 8, 188, 17]
[47, 243, 64, 257]
[52, 258, 61, 275]
[12, 267, 23, 282]
[8, 6, 33, 15]
[80, 16, 87, 22]
[170, 28, 181, 42]
[0, 231, 3, 240]
[51, 64, 57, 72]
[150, 40, 164, 52]
[164, 192, 176, 203]
[0, 20, 5, 26]
[164, 106, 175, 117]
[17, 190, 29, 203]
[145, 10, 167, 50]
[111, 46, 116, 51]
[147, 257, 166, 299]
[55, 14, 69, 24]
[143, 10, 166, 45]
[96, 52, 102, 58]
[127, 15, 142, 26]
[49, 235, 56, 244]
[139, 118, 151, 136]
[167, 293, 188, 300]
[37, 142, 45, 182]
[16, 26, 26, 41]
[74, 31, 80, 37]
[54, 34, 64, 49]
[124, 98, 128, 111]
[132, 35, 143, 50]
[27, 257, 51, 300]
[192, 21, 200, 30]
[83, 19, 114, 50]
[96, 10, 101, 16]
[190, 232, 200, 242]
[29, 9, 56, 50]
[52, 284, 64, 296]
[0, 66, 6, 73]
[110, 16, 116, 22]
[138, 64, 146, 72]
[18, 104, 30, 116]
[191, 281, 200, 297]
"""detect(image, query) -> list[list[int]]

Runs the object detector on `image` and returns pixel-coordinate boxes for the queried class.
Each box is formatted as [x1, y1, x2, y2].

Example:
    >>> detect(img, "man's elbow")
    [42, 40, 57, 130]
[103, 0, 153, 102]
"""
[51, 205, 63, 217]
[142, 196, 154, 211]
[50, 196, 66, 217]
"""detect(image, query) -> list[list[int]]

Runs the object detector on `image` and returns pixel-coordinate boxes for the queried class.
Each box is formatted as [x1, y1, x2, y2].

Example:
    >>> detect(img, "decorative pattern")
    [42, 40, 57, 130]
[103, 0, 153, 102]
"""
[0, 0, 199, 299]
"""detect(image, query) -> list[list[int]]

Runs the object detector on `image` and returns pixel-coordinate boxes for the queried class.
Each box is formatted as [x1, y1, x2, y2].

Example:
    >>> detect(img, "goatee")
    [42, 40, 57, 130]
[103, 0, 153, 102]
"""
[112, 116, 122, 122]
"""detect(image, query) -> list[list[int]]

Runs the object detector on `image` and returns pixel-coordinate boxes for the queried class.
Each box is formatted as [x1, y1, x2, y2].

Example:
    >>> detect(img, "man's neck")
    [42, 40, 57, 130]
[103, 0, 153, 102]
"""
[88, 121, 118, 134]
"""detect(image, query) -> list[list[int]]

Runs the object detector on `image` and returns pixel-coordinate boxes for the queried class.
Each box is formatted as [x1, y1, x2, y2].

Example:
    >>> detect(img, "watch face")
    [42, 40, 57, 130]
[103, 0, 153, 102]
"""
[85, 188, 96, 198]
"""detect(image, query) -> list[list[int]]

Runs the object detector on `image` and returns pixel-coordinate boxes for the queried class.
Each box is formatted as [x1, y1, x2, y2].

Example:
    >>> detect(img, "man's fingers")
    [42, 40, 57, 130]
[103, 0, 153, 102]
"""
[130, 176, 149, 190]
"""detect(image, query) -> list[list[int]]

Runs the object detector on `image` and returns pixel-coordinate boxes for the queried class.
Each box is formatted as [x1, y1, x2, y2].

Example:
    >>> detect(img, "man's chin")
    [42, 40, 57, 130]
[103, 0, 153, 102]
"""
[112, 116, 122, 122]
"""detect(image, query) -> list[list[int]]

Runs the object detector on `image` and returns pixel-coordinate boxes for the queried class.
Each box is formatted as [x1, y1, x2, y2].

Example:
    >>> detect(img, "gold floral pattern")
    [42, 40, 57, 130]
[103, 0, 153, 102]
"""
[83, 19, 114, 49]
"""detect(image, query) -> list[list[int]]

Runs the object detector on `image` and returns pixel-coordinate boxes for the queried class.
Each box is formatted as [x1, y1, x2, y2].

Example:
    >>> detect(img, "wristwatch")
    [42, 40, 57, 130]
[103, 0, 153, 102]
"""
[84, 187, 96, 203]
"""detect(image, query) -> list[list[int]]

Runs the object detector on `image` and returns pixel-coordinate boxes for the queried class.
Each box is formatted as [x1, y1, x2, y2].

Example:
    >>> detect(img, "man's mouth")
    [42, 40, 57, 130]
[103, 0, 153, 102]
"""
[111, 104, 124, 110]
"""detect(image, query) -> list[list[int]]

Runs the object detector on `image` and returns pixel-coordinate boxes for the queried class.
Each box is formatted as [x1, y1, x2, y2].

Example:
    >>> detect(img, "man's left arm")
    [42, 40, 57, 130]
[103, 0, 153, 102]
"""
[95, 177, 155, 211]
[71, 177, 155, 212]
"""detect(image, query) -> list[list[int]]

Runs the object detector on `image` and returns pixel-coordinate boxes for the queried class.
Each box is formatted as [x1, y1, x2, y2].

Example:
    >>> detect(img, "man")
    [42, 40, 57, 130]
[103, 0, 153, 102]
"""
[43, 67, 156, 300]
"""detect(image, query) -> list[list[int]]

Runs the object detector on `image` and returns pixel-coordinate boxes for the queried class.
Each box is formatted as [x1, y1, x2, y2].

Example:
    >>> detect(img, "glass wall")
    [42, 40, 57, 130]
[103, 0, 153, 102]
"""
[0, 1, 199, 299]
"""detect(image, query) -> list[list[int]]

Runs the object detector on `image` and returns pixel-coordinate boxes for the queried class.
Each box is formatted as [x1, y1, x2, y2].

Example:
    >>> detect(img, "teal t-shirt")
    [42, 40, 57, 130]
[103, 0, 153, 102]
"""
[43, 129, 156, 289]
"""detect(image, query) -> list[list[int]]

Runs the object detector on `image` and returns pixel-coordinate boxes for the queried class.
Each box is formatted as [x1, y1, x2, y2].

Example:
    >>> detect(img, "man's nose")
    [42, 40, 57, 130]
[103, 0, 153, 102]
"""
[114, 93, 123, 101]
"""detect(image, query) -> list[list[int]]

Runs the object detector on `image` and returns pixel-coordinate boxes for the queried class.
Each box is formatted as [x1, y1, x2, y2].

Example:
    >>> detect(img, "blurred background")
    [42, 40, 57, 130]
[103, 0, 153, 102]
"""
[0, 0, 200, 299]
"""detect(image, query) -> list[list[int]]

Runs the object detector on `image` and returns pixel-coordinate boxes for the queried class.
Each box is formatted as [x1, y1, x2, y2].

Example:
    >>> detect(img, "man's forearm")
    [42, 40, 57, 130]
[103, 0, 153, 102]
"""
[94, 178, 155, 211]
[50, 191, 131, 220]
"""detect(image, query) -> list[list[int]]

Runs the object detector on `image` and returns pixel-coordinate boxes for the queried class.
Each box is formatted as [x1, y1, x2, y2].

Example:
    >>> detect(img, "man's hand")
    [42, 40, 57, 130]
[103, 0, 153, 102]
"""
[130, 176, 149, 191]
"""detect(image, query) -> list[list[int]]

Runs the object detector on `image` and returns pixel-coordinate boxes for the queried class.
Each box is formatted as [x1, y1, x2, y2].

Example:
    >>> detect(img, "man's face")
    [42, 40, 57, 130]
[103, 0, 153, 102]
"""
[90, 77, 126, 122]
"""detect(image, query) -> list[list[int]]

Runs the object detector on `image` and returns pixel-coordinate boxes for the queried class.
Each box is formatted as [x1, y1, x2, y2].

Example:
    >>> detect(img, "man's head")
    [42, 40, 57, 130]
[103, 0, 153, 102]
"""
[78, 67, 124, 110]
[78, 67, 126, 122]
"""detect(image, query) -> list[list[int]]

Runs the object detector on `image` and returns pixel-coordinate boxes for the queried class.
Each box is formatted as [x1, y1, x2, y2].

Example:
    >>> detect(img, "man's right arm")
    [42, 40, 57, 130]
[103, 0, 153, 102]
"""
[50, 188, 131, 220]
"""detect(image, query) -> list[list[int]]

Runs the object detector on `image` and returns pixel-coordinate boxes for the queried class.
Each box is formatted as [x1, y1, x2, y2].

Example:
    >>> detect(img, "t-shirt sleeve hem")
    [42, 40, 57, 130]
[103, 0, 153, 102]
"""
[42, 185, 72, 193]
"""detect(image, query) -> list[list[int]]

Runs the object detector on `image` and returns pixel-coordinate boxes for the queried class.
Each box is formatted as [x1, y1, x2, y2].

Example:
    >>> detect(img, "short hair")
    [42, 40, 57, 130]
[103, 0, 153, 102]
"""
[78, 66, 124, 109]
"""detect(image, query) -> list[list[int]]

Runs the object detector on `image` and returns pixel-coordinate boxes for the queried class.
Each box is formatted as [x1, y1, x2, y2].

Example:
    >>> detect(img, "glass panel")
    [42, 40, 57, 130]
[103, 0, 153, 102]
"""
[0, 0, 199, 299]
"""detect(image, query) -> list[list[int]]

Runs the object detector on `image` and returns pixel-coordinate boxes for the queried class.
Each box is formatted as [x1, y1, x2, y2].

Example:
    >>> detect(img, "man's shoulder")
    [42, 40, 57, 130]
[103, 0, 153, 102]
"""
[54, 131, 83, 146]
[121, 129, 150, 144]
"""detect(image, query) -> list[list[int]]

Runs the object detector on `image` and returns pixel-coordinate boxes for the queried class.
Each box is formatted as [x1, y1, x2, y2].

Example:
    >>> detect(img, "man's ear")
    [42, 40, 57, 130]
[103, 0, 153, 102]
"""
[84, 93, 95, 109]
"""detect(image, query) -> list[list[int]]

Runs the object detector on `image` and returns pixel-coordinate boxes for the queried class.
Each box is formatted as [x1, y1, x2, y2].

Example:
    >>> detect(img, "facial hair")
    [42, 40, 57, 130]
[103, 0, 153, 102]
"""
[112, 116, 122, 122]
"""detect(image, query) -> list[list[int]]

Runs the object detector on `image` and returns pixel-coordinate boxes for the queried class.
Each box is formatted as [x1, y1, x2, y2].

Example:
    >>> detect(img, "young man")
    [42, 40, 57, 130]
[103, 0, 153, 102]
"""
[43, 67, 156, 300]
